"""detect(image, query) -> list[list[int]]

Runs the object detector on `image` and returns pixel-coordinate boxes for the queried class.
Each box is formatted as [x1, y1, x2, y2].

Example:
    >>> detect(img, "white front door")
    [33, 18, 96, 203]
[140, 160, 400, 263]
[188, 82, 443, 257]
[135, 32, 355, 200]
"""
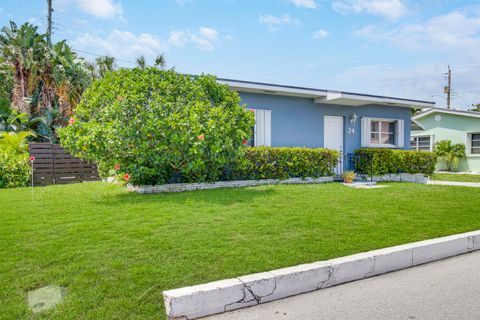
[324, 116, 344, 173]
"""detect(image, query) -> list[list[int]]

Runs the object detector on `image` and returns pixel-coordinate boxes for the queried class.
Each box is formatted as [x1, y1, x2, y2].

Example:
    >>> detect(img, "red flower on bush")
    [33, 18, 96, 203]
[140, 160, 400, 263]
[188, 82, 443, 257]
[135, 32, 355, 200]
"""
[249, 109, 255, 113]
[197, 134, 205, 140]
[114, 164, 121, 171]
[242, 139, 247, 145]
[68, 117, 75, 125]
[123, 173, 130, 181]
[29, 156, 36, 162]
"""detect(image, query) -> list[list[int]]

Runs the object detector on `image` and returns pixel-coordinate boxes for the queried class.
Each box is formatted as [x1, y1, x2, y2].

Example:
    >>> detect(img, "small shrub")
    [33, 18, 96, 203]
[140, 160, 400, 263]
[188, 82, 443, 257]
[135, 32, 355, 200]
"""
[226, 147, 340, 180]
[0, 131, 32, 188]
[354, 148, 437, 176]
[342, 170, 356, 183]
[434, 140, 466, 172]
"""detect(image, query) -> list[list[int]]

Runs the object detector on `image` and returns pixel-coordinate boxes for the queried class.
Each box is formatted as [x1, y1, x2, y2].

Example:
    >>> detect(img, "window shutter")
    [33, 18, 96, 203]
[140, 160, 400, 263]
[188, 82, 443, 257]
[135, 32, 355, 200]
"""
[396, 119, 404, 148]
[361, 117, 371, 147]
[254, 109, 272, 146]
[264, 110, 272, 147]
[255, 110, 264, 146]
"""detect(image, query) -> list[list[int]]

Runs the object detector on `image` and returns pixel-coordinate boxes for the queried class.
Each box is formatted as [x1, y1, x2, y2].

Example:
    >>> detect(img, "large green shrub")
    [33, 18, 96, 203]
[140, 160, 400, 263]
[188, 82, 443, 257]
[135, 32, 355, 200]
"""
[59, 69, 255, 185]
[227, 147, 340, 180]
[0, 131, 31, 188]
[354, 148, 437, 176]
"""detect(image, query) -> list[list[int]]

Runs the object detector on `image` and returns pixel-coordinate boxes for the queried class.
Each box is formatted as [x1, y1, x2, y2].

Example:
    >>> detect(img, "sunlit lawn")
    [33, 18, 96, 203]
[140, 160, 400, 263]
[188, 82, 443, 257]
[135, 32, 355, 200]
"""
[1, 182, 480, 319]
[432, 173, 480, 183]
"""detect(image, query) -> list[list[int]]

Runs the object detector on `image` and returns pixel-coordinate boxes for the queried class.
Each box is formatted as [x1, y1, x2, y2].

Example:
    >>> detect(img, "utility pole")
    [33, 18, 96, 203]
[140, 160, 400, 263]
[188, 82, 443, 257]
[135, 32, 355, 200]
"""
[444, 65, 452, 109]
[47, 0, 53, 46]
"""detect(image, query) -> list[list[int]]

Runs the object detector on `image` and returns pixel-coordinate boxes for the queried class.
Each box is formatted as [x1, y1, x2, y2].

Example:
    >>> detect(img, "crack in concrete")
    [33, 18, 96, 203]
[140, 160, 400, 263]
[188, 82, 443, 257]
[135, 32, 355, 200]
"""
[316, 265, 334, 290]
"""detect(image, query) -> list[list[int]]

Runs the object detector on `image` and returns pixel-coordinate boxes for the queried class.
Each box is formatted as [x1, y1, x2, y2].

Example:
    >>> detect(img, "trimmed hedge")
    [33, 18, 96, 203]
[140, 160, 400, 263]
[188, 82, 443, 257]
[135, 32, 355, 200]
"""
[226, 147, 340, 180]
[354, 148, 437, 176]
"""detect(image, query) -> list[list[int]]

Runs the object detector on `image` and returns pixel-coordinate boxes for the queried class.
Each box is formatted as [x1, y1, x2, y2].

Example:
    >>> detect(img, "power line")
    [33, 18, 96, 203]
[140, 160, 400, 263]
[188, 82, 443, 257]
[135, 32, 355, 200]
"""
[72, 48, 136, 65]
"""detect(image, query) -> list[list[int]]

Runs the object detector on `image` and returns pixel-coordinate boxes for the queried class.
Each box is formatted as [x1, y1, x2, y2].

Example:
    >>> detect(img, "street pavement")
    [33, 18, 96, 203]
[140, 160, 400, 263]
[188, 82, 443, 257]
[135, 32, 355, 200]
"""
[206, 251, 480, 320]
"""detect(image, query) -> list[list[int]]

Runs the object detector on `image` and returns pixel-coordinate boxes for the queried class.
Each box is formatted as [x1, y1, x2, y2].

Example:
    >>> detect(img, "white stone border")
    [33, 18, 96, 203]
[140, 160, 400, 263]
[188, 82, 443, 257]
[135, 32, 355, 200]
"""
[362, 173, 428, 184]
[163, 230, 480, 319]
[129, 177, 334, 194]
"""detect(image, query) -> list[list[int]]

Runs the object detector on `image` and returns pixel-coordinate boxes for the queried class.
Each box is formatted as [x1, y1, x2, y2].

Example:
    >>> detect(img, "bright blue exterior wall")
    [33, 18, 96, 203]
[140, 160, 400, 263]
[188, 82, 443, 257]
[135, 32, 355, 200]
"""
[239, 92, 412, 154]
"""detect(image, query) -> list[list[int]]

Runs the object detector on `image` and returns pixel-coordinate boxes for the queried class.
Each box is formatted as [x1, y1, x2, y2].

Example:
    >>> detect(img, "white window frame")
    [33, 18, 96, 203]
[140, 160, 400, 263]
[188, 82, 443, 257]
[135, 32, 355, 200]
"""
[250, 108, 272, 147]
[466, 132, 480, 157]
[361, 117, 404, 148]
[410, 135, 433, 151]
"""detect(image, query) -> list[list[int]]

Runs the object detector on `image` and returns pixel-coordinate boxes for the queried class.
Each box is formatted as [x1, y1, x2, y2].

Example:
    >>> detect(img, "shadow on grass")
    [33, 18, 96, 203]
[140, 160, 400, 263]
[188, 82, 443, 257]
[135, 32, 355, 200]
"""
[97, 185, 279, 207]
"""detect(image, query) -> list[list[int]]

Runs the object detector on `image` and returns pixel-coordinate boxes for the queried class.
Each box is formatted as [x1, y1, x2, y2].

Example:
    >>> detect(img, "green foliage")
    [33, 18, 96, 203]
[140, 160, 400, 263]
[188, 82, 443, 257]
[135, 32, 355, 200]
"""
[226, 147, 340, 180]
[59, 68, 255, 185]
[354, 148, 437, 176]
[342, 170, 356, 183]
[0, 131, 32, 188]
[434, 140, 466, 172]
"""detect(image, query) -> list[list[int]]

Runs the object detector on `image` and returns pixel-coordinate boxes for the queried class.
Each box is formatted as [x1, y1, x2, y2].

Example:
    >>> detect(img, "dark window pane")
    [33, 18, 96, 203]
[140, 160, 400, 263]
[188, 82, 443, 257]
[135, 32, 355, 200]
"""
[371, 133, 379, 144]
[371, 121, 380, 133]
[380, 133, 395, 145]
[472, 133, 480, 141]
[472, 141, 480, 147]
[472, 147, 480, 154]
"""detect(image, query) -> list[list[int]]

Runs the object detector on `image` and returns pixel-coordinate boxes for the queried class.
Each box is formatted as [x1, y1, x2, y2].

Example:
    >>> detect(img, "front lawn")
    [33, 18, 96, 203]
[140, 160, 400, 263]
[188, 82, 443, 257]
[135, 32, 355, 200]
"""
[1, 182, 480, 319]
[432, 173, 480, 183]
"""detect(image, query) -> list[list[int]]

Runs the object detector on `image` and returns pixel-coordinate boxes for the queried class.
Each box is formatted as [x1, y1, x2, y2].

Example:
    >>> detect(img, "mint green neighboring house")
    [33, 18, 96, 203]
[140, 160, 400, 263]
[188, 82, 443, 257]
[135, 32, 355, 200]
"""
[412, 108, 480, 172]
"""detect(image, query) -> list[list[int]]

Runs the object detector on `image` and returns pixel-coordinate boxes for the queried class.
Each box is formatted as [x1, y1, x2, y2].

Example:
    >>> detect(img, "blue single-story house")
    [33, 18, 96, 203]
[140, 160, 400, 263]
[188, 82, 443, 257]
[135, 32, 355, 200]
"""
[218, 78, 435, 159]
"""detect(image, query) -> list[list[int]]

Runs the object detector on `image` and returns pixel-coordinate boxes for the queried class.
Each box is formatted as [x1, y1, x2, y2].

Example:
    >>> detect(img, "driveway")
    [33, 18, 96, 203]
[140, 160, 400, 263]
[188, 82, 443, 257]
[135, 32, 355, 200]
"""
[205, 251, 480, 320]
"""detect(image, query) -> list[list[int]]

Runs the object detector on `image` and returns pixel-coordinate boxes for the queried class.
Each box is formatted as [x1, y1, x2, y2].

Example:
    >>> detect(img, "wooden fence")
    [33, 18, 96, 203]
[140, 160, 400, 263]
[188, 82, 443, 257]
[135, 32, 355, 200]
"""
[29, 143, 100, 186]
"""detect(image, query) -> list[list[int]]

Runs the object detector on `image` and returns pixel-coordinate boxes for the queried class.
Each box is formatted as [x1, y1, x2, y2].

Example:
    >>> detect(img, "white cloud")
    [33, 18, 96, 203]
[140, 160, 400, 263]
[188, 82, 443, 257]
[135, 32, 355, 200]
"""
[288, 0, 317, 9]
[73, 26, 223, 63]
[312, 29, 329, 39]
[356, 9, 480, 54]
[332, 0, 407, 20]
[61, 0, 123, 18]
[259, 14, 301, 32]
[168, 27, 221, 51]
[330, 63, 480, 109]
[74, 30, 164, 63]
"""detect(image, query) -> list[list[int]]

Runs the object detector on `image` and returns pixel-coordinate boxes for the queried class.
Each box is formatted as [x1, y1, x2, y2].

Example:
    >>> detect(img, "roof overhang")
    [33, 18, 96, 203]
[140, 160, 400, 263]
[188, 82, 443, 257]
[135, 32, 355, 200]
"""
[411, 119, 425, 131]
[413, 108, 480, 120]
[313, 91, 434, 109]
[218, 78, 435, 109]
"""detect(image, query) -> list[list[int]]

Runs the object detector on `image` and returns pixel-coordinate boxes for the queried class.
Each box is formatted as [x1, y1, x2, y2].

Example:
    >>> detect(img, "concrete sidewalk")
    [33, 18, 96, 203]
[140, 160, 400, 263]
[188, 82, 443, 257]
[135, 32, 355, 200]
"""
[205, 251, 480, 320]
[428, 180, 480, 187]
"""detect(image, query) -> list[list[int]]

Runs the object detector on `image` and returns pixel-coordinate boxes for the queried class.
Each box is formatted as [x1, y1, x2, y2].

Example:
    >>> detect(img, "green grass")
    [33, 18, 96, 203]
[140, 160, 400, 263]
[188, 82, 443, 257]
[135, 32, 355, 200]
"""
[1, 182, 480, 319]
[432, 173, 480, 182]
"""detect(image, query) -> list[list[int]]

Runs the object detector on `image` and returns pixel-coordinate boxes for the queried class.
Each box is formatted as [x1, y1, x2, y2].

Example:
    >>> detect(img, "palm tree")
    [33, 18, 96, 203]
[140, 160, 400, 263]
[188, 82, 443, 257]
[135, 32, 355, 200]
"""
[136, 55, 146, 69]
[154, 53, 166, 69]
[0, 21, 48, 115]
[94, 55, 116, 78]
[434, 140, 466, 172]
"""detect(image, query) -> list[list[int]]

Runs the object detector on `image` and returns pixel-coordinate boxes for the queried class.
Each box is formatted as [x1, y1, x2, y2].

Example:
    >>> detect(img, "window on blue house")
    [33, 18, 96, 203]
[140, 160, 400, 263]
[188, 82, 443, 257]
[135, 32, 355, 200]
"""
[361, 117, 404, 148]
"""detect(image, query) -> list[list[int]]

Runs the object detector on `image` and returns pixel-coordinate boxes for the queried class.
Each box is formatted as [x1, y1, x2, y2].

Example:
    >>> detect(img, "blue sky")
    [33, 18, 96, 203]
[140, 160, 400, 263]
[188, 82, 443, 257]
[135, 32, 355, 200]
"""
[1, 0, 480, 108]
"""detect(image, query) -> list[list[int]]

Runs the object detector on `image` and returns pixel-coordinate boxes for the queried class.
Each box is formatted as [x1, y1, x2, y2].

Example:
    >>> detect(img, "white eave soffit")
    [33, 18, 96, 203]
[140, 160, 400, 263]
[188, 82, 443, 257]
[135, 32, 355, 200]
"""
[314, 92, 433, 109]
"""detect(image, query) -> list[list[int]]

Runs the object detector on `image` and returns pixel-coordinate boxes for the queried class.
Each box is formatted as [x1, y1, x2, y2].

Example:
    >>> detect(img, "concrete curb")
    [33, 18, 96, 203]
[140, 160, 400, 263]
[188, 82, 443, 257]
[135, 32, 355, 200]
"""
[163, 230, 480, 319]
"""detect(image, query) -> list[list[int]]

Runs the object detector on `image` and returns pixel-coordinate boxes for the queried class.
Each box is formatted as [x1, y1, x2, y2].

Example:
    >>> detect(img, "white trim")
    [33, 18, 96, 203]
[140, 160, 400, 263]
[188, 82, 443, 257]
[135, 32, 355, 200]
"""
[413, 108, 480, 120]
[362, 117, 404, 148]
[217, 79, 435, 109]
[315, 92, 434, 109]
[466, 132, 480, 157]
[410, 135, 433, 151]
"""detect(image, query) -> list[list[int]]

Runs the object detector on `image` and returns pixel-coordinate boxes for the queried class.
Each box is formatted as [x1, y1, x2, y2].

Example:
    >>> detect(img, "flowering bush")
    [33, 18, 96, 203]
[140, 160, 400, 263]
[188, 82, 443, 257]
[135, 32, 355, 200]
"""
[59, 68, 255, 185]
